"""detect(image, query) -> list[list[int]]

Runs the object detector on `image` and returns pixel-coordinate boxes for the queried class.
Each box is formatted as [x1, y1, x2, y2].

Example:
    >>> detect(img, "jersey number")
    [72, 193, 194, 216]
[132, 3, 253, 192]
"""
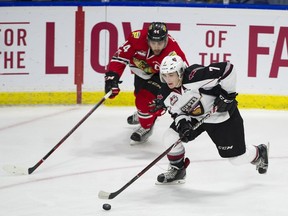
[123, 44, 131, 52]
[209, 66, 220, 71]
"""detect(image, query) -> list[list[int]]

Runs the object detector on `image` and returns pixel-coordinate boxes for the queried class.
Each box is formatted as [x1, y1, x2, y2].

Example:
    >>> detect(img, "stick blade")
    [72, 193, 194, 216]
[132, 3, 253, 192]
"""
[98, 190, 112, 199]
[2, 164, 29, 175]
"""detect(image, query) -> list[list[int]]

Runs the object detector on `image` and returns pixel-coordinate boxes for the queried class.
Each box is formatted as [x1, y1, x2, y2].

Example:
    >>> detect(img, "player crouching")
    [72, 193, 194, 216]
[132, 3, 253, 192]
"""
[151, 55, 269, 184]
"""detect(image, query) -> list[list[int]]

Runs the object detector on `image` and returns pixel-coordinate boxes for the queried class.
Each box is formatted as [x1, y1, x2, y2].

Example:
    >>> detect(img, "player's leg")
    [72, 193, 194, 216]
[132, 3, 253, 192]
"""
[205, 108, 269, 174]
[127, 75, 141, 125]
[156, 125, 190, 184]
[130, 74, 161, 143]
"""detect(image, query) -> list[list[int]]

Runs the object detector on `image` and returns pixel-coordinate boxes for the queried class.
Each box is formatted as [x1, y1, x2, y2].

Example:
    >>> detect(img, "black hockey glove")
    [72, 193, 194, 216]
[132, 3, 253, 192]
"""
[214, 88, 238, 112]
[104, 71, 121, 99]
[176, 119, 192, 143]
[149, 98, 166, 117]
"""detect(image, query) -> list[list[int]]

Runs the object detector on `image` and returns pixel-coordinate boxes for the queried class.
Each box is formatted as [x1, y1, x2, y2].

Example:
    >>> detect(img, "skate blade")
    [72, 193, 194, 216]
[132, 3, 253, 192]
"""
[257, 142, 270, 174]
[127, 122, 140, 125]
[263, 142, 270, 173]
[130, 139, 148, 146]
[155, 179, 186, 185]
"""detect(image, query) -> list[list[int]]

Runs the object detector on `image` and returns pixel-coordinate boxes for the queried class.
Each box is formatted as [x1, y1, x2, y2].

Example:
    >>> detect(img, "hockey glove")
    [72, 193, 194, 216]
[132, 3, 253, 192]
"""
[104, 71, 121, 99]
[148, 98, 166, 117]
[176, 119, 192, 143]
[214, 88, 238, 112]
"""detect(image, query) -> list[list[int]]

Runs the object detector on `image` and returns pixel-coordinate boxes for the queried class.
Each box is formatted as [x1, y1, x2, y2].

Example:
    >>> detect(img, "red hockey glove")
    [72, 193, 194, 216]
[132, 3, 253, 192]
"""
[149, 98, 166, 117]
[104, 71, 121, 99]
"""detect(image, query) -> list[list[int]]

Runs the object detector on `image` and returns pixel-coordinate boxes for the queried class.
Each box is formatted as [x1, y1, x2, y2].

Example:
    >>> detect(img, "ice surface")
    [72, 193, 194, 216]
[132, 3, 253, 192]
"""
[0, 105, 287, 216]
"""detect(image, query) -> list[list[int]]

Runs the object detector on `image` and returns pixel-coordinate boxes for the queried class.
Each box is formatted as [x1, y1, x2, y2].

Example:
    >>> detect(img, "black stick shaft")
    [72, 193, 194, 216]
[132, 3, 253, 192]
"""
[28, 91, 112, 174]
[104, 107, 217, 199]
[108, 139, 181, 199]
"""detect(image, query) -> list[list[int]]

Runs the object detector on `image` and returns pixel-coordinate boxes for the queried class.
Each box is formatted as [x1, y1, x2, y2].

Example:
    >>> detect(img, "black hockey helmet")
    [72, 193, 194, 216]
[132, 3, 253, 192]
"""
[147, 22, 168, 41]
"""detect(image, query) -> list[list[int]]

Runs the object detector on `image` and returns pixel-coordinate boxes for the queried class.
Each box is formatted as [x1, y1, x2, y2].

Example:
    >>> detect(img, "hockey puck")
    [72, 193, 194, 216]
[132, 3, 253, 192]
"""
[102, 203, 111, 211]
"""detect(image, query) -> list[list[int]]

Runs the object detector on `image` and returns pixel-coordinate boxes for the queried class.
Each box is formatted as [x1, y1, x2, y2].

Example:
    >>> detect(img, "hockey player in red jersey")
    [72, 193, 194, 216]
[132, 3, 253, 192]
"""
[104, 22, 188, 144]
[150, 55, 269, 184]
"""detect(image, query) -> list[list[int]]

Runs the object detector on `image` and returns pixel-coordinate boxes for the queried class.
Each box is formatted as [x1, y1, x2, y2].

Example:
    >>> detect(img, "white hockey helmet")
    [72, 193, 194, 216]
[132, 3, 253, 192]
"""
[159, 55, 186, 83]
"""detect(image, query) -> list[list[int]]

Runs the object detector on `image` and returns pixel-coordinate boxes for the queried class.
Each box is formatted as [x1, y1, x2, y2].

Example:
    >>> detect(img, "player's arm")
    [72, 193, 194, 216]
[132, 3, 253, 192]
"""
[197, 62, 238, 113]
[105, 31, 139, 98]
[186, 62, 237, 113]
[108, 31, 139, 77]
[213, 62, 237, 112]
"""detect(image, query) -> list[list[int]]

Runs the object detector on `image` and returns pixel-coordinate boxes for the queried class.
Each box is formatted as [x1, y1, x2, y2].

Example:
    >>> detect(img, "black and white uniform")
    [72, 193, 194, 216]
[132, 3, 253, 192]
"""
[158, 62, 257, 166]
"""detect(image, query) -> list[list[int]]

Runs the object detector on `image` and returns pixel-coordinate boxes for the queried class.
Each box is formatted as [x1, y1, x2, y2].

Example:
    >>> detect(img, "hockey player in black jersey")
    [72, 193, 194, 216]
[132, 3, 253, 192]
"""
[151, 55, 269, 184]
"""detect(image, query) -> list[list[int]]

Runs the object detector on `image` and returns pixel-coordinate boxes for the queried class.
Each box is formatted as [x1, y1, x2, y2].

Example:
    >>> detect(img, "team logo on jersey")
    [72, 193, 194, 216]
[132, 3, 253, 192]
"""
[170, 95, 178, 106]
[188, 70, 197, 80]
[133, 57, 154, 74]
[190, 103, 204, 116]
[132, 31, 141, 39]
[188, 67, 204, 80]
[181, 97, 204, 116]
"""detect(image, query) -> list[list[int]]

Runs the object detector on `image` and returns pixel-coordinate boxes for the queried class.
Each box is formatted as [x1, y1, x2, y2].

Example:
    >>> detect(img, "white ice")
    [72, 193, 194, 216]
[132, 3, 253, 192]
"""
[0, 105, 287, 216]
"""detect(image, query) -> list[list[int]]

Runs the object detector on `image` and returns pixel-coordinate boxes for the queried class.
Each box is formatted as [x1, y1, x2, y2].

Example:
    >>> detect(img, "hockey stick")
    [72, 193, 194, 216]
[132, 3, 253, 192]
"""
[3, 90, 112, 175]
[98, 106, 217, 199]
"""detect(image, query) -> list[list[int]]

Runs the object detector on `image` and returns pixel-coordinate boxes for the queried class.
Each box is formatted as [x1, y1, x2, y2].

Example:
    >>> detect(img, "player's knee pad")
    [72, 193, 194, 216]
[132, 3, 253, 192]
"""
[163, 128, 184, 152]
[135, 89, 155, 113]
[163, 128, 185, 162]
[135, 89, 157, 128]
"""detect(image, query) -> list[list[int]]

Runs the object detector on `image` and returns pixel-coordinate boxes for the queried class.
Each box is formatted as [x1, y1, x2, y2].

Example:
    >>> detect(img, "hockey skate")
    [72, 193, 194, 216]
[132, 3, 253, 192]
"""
[156, 158, 190, 185]
[130, 125, 153, 145]
[252, 143, 269, 174]
[127, 112, 139, 125]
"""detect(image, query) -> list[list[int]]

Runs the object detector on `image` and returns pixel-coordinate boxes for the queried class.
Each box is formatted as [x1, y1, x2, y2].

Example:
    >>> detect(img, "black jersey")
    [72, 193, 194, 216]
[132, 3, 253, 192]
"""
[158, 62, 236, 124]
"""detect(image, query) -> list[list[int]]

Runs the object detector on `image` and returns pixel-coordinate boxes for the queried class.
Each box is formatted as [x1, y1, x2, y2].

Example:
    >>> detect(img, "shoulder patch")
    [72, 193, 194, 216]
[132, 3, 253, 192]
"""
[132, 31, 141, 39]
[168, 51, 177, 56]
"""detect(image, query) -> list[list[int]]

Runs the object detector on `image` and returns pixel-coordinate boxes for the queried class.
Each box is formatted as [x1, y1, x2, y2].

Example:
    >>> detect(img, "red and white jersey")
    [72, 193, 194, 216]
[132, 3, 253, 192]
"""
[108, 28, 188, 80]
[158, 62, 237, 124]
